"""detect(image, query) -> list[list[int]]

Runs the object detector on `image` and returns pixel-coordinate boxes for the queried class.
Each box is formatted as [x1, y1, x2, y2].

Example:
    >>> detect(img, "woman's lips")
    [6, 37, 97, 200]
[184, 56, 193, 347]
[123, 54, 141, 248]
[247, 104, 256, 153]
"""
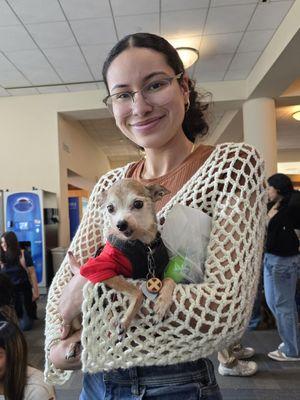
[130, 115, 165, 132]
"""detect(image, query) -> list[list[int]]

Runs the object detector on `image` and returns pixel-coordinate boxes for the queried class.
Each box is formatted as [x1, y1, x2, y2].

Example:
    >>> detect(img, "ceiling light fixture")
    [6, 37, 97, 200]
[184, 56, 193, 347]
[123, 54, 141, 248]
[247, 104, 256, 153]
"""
[176, 47, 199, 69]
[292, 111, 300, 121]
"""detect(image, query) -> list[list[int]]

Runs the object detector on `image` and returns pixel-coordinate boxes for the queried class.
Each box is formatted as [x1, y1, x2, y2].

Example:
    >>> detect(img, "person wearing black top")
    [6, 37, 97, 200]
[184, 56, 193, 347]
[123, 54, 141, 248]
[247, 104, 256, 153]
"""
[0, 232, 39, 331]
[0, 273, 18, 324]
[264, 173, 300, 361]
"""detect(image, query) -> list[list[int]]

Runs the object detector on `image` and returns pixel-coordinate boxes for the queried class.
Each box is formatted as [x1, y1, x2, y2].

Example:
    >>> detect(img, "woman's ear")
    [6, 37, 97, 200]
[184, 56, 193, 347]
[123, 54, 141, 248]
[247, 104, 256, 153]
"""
[180, 73, 190, 104]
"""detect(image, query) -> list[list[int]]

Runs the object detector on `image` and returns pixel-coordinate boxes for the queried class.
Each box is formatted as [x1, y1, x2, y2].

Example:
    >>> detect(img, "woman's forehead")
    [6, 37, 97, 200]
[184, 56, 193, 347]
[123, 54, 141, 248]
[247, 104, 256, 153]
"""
[106, 47, 174, 89]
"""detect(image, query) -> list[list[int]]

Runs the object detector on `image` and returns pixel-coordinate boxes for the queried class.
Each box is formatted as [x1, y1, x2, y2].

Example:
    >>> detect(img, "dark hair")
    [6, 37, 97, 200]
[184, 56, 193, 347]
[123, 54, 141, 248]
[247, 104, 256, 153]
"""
[0, 231, 20, 266]
[268, 173, 295, 209]
[0, 321, 27, 400]
[102, 33, 209, 142]
[267, 173, 294, 196]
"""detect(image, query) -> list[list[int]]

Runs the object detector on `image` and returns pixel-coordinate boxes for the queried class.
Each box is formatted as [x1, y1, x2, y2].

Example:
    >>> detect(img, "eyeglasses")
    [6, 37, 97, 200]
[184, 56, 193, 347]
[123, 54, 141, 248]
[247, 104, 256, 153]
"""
[103, 72, 183, 117]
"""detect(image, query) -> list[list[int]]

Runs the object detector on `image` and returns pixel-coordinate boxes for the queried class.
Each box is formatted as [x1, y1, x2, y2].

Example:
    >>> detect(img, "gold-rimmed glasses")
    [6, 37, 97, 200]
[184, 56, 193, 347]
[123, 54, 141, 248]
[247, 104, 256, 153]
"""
[103, 72, 183, 117]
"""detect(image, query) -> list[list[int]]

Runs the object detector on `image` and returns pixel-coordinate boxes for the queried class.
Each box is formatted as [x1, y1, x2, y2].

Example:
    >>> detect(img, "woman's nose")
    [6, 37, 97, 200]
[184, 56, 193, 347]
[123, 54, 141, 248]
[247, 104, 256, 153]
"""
[131, 92, 153, 116]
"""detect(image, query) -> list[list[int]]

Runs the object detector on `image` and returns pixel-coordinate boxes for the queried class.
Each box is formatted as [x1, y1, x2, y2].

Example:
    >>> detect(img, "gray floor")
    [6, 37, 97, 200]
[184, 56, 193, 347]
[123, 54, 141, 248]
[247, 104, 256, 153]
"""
[25, 295, 300, 400]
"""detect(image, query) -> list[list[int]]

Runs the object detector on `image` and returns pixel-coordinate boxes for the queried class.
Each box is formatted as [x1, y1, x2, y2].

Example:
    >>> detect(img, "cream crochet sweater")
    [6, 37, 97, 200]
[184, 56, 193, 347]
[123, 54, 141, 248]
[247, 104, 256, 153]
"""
[45, 142, 266, 384]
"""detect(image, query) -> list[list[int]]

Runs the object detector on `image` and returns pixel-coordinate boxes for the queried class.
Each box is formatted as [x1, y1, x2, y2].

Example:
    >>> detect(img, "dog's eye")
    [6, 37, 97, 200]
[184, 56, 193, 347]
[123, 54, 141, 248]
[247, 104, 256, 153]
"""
[133, 200, 143, 209]
[107, 204, 115, 213]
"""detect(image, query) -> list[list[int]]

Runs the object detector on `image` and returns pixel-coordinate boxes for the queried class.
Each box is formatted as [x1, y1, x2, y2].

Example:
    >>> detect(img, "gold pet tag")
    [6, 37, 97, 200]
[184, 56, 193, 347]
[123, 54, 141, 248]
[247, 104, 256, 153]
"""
[146, 277, 162, 293]
[141, 281, 158, 300]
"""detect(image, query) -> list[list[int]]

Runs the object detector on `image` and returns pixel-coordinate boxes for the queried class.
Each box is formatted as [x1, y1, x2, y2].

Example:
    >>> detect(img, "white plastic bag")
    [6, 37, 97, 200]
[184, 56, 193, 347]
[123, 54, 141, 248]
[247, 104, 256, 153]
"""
[161, 204, 212, 283]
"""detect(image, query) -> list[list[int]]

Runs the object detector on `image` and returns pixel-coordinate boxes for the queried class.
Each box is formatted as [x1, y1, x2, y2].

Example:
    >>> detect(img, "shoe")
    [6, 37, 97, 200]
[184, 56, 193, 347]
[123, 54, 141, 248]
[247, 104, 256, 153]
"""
[232, 346, 255, 359]
[218, 360, 258, 377]
[268, 349, 300, 361]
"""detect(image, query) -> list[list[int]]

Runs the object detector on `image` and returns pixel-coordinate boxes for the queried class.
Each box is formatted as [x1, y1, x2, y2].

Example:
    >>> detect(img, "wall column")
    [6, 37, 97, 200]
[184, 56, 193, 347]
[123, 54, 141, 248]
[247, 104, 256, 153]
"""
[243, 98, 277, 178]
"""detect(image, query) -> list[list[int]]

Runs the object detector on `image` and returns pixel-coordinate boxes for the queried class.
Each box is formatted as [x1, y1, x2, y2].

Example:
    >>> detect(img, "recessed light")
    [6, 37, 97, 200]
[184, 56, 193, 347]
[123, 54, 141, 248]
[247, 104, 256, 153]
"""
[176, 47, 199, 69]
[292, 111, 300, 121]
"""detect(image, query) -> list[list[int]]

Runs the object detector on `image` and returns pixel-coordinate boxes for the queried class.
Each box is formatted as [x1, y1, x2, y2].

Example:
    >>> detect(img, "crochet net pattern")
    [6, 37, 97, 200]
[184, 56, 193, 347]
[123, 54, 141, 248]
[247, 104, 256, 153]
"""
[44, 143, 266, 384]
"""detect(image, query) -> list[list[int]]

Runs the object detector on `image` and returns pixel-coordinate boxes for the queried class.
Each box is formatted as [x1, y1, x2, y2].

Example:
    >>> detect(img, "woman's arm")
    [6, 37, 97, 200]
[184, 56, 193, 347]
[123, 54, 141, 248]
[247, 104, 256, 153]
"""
[44, 167, 125, 384]
[27, 266, 39, 301]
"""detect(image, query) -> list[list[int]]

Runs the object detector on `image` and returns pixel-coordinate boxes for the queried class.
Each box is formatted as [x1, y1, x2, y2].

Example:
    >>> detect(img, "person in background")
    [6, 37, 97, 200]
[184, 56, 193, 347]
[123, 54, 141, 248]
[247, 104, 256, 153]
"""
[218, 343, 257, 377]
[0, 232, 39, 331]
[264, 173, 300, 361]
[0, 321, 55, 400]
[0, 273, 18, 324]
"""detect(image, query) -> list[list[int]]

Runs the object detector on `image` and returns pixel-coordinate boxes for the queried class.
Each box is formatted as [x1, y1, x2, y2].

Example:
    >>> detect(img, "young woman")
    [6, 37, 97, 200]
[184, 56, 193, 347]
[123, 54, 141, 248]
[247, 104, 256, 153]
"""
[0, 321, 55, 400]
[264, 173, 300, 361]
[0, 232, 39, 331]
[45, 33, 266, 399]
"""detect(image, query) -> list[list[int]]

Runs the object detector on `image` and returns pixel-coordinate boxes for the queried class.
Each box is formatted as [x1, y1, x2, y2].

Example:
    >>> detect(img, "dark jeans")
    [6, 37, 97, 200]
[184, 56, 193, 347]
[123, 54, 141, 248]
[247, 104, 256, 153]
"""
[80, 358, 222, 399]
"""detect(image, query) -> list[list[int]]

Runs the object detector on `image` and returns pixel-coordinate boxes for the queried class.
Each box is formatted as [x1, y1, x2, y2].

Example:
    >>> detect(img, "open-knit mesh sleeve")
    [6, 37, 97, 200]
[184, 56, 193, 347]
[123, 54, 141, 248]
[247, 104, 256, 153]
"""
[44, 167, 127, 384]
[80, 143, 266, 373]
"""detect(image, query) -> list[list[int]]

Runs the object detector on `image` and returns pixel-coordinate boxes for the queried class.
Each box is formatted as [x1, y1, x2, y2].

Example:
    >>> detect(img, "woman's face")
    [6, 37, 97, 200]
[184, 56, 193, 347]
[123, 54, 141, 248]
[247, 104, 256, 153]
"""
[0, 238, 7, 252]
[106, 47, 189, 150]
[0, 348, 6, 380]
[267, 185, 280, 202]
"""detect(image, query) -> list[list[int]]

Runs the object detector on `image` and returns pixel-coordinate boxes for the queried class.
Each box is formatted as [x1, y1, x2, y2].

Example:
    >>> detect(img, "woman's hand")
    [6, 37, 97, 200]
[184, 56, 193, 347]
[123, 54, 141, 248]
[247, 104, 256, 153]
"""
[58, 252, 86, 339]
[267, 202, 279, 221]
[49, 329, 82, 370]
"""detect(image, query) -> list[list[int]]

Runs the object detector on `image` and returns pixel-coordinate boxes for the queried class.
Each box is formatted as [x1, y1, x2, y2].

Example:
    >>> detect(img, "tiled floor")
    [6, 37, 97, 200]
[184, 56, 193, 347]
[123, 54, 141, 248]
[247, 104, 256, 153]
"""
[25, 295, 300, 400]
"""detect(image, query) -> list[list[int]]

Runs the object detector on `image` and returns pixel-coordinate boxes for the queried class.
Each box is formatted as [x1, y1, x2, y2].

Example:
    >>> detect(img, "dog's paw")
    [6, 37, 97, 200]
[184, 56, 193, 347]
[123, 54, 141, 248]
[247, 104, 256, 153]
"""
[65, 342, 77, 360]
[153, 294, 172, 321]
[65, 341, 82, 360]
[116, 322, 127, 342]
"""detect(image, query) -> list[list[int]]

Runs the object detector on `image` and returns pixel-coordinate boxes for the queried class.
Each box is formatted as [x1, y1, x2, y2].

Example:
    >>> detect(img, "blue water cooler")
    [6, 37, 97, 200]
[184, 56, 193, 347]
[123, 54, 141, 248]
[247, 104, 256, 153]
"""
[4, 190, 59, 291]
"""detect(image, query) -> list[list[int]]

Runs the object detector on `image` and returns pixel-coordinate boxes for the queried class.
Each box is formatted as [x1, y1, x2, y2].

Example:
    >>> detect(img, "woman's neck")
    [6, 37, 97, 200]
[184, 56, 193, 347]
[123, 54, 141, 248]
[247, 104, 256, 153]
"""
[142, 132, 194, 179]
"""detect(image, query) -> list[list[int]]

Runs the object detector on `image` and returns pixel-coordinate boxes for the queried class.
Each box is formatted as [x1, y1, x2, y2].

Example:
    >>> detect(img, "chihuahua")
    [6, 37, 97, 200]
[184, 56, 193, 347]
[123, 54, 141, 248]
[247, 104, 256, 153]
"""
[60, 179, 176, 359]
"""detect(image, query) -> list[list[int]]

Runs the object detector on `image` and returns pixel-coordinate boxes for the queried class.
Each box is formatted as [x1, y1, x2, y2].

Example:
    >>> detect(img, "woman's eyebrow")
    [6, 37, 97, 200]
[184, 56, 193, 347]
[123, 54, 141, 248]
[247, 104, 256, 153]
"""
[142, 71, 168, 82]
[111, 71, 168, 91]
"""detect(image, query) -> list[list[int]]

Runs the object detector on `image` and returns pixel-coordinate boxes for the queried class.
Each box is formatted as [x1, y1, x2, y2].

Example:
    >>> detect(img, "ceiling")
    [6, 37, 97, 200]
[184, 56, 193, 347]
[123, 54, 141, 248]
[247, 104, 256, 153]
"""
[79, 117, 141, 166]
[276, 105, 300, 149]
[0, 0, 295, 96]
[0, 0, 299, 170]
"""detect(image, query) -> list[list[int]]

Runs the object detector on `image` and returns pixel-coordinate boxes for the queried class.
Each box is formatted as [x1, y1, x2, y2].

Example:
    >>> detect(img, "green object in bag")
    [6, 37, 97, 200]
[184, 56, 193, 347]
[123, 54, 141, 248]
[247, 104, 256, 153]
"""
[164, 255, 185, 283]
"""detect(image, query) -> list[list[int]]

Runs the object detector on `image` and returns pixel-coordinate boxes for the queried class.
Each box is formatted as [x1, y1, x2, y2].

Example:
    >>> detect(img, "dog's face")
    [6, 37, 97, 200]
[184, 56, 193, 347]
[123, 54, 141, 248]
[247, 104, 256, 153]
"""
[99, 179, 169, 243]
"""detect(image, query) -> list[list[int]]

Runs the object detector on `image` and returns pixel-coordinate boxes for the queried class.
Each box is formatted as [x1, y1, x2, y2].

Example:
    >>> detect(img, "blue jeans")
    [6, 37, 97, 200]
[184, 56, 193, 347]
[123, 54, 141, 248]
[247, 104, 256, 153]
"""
[264, 252, 300, 357]
[80, 358, 222, 399]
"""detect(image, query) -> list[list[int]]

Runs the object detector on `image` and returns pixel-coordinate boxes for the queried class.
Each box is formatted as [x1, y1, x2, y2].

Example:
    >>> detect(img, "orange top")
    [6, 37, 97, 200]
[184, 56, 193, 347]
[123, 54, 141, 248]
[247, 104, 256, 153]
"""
[125, 144, 215, 212]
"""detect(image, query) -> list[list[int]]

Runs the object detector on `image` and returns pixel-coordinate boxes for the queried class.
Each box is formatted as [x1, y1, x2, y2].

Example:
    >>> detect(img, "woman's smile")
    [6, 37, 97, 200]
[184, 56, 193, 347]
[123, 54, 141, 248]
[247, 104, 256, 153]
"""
[129, 115, 166, 133]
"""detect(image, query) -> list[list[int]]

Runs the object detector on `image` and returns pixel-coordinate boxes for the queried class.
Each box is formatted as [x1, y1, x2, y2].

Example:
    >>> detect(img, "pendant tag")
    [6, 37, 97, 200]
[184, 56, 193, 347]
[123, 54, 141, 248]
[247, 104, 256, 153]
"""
[146, 277, 162, 293]
[141, 281, 158, 300]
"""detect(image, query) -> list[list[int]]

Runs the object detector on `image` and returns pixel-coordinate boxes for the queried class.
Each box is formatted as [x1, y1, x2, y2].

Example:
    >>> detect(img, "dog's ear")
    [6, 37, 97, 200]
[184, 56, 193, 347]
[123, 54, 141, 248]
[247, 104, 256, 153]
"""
[97, 190, 108, 208]
[146, 184, 170, 202]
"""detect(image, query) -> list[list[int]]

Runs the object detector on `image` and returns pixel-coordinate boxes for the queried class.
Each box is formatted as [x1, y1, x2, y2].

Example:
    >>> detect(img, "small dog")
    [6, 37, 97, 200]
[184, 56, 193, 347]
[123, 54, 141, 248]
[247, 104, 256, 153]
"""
[60, 179, 176, 360]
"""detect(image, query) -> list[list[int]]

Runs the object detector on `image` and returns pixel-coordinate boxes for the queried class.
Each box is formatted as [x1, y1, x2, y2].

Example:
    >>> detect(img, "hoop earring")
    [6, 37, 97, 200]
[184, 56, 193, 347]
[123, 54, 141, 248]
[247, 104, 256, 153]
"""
[185, 99, 190, 112]
[139, 148, 146, 160]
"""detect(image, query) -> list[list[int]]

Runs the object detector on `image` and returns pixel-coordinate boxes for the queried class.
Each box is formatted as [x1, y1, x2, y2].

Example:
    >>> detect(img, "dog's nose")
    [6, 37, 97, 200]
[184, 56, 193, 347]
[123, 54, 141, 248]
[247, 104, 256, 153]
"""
[116, 220, 128, 232]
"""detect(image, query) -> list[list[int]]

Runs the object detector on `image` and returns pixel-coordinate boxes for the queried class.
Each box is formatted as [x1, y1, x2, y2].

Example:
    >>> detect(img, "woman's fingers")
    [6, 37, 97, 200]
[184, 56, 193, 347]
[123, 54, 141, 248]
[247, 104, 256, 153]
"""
[60, 323, 71, 339]
[68, 251, 81, 275]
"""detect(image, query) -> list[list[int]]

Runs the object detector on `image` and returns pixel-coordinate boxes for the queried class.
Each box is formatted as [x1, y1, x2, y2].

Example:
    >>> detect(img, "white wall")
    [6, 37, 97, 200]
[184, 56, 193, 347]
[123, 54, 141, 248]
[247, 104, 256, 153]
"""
[58, 115, 110, 246]
[0, 89, 109, 245]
